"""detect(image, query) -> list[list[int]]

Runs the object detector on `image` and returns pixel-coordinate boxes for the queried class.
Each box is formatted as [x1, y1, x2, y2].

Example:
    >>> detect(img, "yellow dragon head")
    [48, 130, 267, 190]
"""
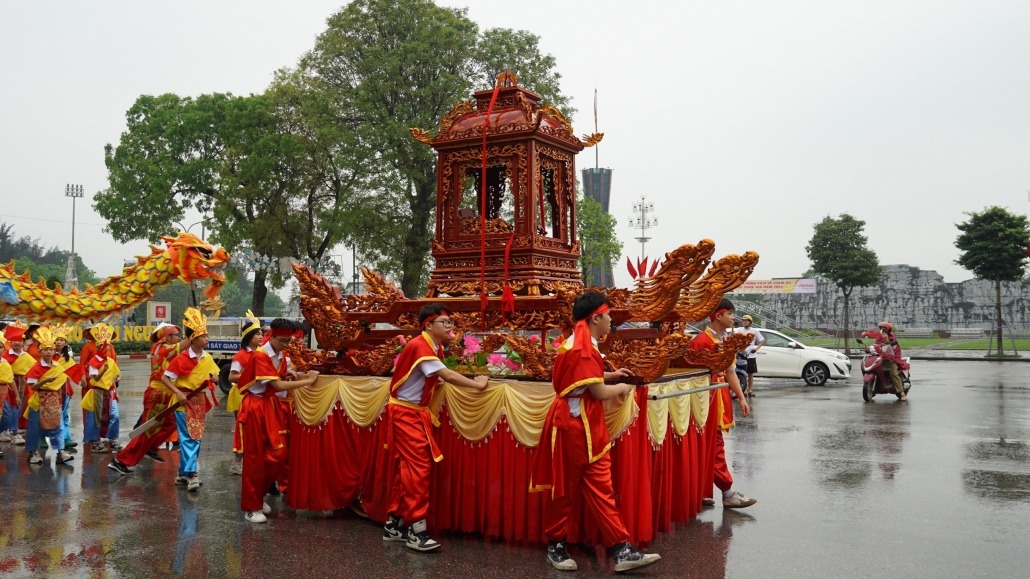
[162, 232, 230, 299]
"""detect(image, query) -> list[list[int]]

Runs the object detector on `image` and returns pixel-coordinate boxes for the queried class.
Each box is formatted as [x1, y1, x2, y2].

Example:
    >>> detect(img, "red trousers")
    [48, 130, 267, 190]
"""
[387, 404, 434, 524]
[543, 419, 630, 548]
[240, 393, 288, 512]
[702, 416, 734, 498]
[116, 389, 177, 467]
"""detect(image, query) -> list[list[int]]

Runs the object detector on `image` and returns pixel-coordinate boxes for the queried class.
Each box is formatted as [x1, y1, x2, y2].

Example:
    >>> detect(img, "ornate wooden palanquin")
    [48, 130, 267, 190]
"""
[419, 71, 587, 298]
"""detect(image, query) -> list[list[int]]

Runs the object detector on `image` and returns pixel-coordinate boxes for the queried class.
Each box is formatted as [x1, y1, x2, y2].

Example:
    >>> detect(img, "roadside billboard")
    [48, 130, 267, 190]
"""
[733, 279, 818, 294]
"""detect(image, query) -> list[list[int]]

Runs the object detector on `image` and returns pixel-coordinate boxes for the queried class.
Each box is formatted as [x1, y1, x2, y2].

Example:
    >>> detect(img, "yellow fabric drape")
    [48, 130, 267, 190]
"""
[290, 374, 709, 448]
[291, 376, 392, 428]
[430, 380, 556, 447]
[645, 375, 710, 445]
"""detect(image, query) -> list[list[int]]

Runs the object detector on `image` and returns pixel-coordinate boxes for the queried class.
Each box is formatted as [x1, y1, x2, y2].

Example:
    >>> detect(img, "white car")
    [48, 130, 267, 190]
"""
[748, 328, 852, 386]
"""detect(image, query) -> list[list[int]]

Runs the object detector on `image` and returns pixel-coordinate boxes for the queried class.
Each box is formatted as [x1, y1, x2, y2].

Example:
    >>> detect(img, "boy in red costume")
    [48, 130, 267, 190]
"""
[81, 324, 121, 453]
[1, 323, 33, 445]
[530, 291, 662, 573]
[688, 298, 756, 510]
[23, 326, 83, 465]
[109, 323, 189, 473]
[381, 304, 489, 551]
[226, 311, 264, 475]
[235, 318, 319, 523]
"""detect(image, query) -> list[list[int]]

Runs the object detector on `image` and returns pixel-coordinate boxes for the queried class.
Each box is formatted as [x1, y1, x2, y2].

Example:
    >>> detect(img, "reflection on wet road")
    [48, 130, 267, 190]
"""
[1, 361, 1028, 578]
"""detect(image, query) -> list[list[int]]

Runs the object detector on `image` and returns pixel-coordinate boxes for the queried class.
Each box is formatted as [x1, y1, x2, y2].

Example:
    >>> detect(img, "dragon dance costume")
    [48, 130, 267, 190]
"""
[115, 325, 183, 467]
[81, 324, 121, 447]
[162, 310, 219, 481]
[23, 327, 84, 455]
[688, 326, 737, 500]
[1, 324, 34, 437]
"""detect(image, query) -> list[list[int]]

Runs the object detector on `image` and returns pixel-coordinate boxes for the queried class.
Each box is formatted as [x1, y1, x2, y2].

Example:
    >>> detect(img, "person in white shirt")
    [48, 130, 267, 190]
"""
[735, 315, 764, 397]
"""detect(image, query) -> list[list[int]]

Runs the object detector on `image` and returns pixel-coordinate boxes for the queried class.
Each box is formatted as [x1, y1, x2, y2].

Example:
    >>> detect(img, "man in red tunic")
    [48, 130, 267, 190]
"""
[688, 298, 756, 510]
[381, 304, 489, 551]
[530, 291, 662, 573]
[235, 318, 319, 523]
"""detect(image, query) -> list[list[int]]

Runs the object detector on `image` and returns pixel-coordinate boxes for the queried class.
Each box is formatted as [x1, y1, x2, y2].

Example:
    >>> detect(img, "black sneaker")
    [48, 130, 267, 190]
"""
[383, 516, 406, 542]
[107, 458, 133, 476]
[145, 450, 165, 463]
[546, 540, 578, 571]
[171, 441, 180, 451]
[405, 520, 440, 552]
[611, 542, 661, 573]
[267, 482, 281, 496]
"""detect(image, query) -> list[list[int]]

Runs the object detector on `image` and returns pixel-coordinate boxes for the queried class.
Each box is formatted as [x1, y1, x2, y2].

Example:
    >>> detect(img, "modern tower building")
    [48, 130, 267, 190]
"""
[581, 167, 615, 287]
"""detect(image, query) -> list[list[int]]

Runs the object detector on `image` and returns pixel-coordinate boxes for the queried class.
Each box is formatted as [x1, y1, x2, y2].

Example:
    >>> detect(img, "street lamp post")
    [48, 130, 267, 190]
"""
[64, 184, 84, 290]
[627, 195, 657, 260]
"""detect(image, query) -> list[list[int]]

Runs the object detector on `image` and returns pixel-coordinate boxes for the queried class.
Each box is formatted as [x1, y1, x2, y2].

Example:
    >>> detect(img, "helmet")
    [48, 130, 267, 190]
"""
[741, 314, 753, 322]
[877, 322, 893, 332]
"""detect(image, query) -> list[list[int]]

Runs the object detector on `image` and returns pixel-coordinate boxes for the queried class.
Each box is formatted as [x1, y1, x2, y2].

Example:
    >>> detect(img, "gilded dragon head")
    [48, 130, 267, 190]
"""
[162, 232, 230, 299]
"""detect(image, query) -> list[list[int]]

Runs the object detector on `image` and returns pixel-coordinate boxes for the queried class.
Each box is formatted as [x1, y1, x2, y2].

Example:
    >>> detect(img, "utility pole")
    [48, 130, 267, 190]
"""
[627, 195, 657, 260]
[64, 184, 84, 290]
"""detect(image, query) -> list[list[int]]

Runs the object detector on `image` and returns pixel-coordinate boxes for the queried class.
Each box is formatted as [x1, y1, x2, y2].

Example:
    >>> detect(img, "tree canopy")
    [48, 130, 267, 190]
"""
[576, 192, 622, 286]
[94, 92, 367, 314]
[806, 214, 882, 353]
[954, 206, 1030, 354]
[954, 206, 1030, 283]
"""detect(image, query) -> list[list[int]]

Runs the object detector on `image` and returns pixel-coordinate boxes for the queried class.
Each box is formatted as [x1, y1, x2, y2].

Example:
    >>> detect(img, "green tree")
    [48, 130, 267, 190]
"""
[805, 214, 882, 354]
[294, 0, 571, 296]
[0, 222, 99, 288]
[576, 192, 622, 286]
[954, 206, 1030, 354]
[94, 92, 366, 314]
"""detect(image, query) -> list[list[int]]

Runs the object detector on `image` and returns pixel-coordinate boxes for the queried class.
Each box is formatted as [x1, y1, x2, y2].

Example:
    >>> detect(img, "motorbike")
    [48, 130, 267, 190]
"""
[856, 339, 911, 401]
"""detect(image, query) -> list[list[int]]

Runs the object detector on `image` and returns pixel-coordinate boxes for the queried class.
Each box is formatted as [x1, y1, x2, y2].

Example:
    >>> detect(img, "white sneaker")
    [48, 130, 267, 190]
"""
[13, 434, 25, 445]
[229, 462, 243, 475]
[0, 431, 11, 442]
[28, 451, 43, 464]
[723, 491, 757, 509]
[187, 476, 201, 492]
[57, 450, 74, 464]
[246, 511, 267, 523]
[262, 502, 272, 515]
[175, 475, 189, 485]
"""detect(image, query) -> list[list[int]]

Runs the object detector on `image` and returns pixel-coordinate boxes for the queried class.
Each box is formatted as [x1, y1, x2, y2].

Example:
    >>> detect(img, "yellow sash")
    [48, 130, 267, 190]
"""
[0, 359, 12, 385]
[25, 359, 74, 414]
[173, 353, 219, 413]
[81, 360, 122, 412]
[10, 353, 35, 376]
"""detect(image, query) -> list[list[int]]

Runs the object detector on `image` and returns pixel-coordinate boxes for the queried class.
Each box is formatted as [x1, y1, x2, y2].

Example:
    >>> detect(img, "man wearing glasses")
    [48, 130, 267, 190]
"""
[382, 304, 489, 551]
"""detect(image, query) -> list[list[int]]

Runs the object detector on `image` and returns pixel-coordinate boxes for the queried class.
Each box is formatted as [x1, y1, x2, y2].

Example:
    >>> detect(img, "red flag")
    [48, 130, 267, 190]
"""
[63, 363, 86, 385]
[648, 259, 659, 277]
[639, 257, 648, 278]
[626, 257, 638, 279]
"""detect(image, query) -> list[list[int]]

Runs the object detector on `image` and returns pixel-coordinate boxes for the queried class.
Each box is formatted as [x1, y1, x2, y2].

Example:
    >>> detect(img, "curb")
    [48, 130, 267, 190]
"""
[845, 355, 1029, 363]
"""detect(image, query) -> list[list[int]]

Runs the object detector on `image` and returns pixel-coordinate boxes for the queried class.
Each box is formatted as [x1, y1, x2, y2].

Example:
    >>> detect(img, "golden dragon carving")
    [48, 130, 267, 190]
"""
[675, 251, 760, 322]
[623, 240, 717, 322]
[0, 232, 228, 323]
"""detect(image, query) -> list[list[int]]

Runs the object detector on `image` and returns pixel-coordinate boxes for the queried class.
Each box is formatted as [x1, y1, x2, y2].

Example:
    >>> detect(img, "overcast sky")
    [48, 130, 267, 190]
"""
[2, 1, 1028, 291]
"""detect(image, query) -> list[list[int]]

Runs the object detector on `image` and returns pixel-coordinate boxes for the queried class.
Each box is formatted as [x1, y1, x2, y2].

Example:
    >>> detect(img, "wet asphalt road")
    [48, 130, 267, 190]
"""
[1, 360, 1029, 578]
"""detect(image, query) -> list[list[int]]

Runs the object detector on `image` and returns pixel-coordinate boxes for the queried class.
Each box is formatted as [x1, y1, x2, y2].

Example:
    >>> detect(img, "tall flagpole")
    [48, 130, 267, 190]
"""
[594, 88, 599, 170]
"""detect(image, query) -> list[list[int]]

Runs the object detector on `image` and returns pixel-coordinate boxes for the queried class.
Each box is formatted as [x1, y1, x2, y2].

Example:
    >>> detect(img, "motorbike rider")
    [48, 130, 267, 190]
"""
[872, 322, 908, 401]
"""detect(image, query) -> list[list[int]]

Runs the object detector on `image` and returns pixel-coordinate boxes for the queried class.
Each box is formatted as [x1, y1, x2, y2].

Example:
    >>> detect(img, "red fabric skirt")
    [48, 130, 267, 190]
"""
[287, 387, 703, 545]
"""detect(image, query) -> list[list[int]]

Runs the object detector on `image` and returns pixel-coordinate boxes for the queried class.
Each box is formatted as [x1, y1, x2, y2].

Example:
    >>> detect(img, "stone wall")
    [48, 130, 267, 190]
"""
[760, 265, 1030, 331]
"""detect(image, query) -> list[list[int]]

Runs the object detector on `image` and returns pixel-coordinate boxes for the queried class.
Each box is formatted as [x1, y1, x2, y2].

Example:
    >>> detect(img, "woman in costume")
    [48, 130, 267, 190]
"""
[82, 324, 122, 453]
[23, 326, 81, 465]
